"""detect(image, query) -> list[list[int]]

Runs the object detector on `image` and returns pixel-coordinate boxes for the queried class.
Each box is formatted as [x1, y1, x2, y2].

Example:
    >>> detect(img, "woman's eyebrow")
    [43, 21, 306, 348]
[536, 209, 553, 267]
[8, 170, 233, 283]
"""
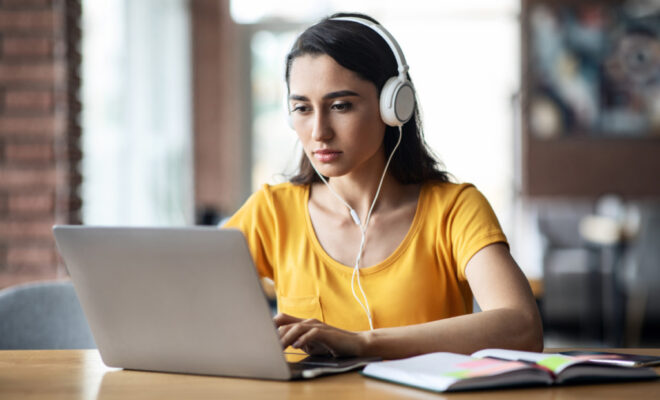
[323, 90, 360, 99]
[289, 90, 360, 101]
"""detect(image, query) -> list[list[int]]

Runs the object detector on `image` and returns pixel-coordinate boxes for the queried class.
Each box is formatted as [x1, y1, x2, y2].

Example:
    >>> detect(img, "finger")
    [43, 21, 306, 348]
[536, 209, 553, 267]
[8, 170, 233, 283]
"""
[279, 323, 309, 349]
[280, 322, 319, 350]
[276, 319, 311, 340]
[293, 328, 334, 356]
[273, 312, 303, 327]
[302, 342, 334, 357]
[276, 316, 322, 342]
[277, 323, 294, 340]
[295, 328, 336, 357]
[295, 327, 362, 358]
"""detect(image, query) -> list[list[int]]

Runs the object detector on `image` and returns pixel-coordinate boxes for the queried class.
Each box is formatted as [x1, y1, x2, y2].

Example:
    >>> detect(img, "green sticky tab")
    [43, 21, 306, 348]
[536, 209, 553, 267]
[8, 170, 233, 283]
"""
[443, 370, 471, 379]
[537, 355, 572, 371]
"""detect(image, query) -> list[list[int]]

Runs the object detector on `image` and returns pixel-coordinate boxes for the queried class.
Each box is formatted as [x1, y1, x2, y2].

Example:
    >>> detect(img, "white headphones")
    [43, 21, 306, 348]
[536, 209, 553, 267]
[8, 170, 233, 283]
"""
[286, 16, 413, 331]
[287, 16, 416, 128]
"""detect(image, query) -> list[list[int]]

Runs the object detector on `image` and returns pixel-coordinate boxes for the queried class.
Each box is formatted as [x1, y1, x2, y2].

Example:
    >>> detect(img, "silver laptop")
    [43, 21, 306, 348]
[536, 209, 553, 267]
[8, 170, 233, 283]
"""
[53, 226, 377, 380]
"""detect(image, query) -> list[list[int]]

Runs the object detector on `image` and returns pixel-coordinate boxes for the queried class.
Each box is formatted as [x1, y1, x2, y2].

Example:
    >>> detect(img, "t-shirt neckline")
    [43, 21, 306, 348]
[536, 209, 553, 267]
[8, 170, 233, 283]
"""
[303, 183, 427, 276]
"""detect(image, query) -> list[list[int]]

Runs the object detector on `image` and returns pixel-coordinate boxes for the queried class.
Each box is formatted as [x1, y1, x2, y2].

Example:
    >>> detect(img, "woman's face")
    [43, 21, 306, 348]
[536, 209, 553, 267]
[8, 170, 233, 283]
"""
[288, 54, 387, 179]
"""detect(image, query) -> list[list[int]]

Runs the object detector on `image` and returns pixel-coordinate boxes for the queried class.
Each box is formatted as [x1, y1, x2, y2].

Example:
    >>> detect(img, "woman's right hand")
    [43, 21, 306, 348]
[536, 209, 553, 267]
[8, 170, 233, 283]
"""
[274, 312, 369, 358]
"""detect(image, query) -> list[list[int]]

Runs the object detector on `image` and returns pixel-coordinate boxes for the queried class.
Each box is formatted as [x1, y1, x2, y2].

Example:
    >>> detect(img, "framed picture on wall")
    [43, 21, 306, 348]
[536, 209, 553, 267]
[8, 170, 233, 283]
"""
[521, 0, 660, 197]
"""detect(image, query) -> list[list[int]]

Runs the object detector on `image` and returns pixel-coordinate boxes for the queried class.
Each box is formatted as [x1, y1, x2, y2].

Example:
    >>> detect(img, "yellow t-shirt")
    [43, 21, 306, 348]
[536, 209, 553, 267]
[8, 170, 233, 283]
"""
[223, 182, 507, 332]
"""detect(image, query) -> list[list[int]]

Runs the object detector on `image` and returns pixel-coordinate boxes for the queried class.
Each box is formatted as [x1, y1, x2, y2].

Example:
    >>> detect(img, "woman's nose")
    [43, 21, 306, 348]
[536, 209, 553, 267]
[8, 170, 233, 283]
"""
[311, 111, 333, 141]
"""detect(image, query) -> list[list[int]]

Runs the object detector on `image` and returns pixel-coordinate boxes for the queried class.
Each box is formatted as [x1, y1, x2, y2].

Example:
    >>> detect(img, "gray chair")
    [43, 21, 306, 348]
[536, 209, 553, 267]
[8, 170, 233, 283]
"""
[0, 280, 96, 349]
[536, 200, 601, 337]
[622, 202, 660, 346]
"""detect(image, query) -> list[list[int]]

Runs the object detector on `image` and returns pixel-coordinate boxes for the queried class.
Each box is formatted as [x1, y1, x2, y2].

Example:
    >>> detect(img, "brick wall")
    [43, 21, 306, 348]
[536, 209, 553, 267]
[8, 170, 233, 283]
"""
[0, 0, 81, 288]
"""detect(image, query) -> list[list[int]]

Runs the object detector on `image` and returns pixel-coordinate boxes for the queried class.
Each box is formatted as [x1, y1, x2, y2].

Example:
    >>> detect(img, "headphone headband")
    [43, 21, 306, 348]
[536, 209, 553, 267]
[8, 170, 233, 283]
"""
[329, 16, 409, 77]
[287, 15, 415, 127]
[329, 16, 415, 127]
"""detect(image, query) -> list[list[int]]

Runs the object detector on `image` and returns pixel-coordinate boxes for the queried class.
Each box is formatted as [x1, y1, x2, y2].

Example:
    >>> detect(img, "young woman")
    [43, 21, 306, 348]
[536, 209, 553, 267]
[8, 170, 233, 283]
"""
[224, 13, 543, 360]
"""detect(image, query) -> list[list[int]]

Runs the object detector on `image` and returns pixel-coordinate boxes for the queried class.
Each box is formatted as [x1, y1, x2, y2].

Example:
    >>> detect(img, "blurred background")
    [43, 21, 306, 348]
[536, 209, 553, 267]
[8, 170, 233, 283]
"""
[0, 0, 659, 348]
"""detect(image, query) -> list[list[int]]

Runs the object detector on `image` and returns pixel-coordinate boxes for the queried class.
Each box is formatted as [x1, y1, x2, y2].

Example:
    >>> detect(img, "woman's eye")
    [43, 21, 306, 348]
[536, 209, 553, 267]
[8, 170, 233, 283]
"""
[291, 104, 309, 113]
[331, 102, 352, 112]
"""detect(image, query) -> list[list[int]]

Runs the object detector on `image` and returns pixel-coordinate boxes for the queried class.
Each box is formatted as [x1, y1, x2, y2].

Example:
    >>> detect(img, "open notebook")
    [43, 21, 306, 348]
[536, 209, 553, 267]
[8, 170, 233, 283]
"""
[362, 348, 658, 392]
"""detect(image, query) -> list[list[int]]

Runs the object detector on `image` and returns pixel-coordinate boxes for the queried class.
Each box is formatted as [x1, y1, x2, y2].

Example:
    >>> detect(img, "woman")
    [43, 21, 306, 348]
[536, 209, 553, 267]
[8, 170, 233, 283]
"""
[224, 13, 543, 360]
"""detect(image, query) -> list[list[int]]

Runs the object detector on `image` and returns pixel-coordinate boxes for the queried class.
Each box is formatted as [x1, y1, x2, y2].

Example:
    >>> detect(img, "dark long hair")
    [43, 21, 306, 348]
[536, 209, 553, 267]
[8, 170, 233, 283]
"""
[285, 12, 450, 185]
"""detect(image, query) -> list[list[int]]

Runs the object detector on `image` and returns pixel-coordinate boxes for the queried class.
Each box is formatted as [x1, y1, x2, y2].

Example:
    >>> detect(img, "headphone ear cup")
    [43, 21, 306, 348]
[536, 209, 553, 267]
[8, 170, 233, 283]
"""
[379, 77, 415, 127]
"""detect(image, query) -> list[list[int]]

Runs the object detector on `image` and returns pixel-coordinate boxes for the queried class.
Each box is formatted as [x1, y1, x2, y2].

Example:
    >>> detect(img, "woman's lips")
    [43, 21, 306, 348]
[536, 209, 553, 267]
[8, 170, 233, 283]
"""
[313, 150, 341, 162]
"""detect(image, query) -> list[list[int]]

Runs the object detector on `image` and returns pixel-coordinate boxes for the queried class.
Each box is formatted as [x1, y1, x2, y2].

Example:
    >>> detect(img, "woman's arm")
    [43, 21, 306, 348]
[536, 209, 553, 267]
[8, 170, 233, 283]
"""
[276, 243, 543, 359]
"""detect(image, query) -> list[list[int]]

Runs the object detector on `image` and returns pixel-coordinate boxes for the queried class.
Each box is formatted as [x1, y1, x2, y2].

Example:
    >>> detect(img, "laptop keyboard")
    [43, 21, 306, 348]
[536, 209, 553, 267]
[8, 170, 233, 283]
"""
[289, 356, 348, 370]
[288, 355, 380, 371]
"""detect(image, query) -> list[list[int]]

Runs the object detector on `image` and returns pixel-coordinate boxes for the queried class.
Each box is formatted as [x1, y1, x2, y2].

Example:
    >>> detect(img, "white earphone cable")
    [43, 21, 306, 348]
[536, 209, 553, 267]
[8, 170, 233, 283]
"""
[307, 164, 362, 226]
[308, 126, 403, 331]
[349, 126, 402, 331]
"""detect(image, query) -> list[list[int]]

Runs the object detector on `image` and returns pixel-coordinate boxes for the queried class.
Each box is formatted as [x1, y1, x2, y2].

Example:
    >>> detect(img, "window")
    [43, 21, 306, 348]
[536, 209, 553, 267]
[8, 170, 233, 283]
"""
[250, 29, 301, 189]
[81, 0, 193, 226]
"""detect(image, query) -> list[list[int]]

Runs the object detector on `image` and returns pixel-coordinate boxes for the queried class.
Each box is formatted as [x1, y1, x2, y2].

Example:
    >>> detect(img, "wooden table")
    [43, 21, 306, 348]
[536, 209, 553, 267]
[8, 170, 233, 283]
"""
[1, 349, 658, 399]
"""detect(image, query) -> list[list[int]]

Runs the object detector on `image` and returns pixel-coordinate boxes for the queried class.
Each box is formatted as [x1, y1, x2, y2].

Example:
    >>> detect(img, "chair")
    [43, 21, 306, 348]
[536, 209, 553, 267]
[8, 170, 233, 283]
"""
[621, 202, 660, 346]
[0, 280, 96, 349]
[536, 200, 601, 340]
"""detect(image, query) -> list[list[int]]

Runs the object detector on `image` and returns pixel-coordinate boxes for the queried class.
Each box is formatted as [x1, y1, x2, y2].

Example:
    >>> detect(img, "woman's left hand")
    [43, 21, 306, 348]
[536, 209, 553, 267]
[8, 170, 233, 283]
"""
[274, 313, 368, 357]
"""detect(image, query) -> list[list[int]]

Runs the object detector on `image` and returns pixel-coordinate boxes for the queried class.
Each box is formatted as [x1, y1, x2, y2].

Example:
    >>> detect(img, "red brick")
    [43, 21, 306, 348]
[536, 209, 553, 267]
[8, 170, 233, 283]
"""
[0, 10, 57, 32]
[0, 63, 58, 84]
[0, 116, 56, 136]
[3, 89, 53, 111]
[0, 191, 7, 213]
[1, 37, 54, 58]
[8, 191, 53, 213]
[6, 244, 55, 266]
[0, 219, 54, 240]
[5, 142, 53, 162]
[0, 0, 52, 7]
[54, 193, 81, 214]
[0, 167, 58, 188]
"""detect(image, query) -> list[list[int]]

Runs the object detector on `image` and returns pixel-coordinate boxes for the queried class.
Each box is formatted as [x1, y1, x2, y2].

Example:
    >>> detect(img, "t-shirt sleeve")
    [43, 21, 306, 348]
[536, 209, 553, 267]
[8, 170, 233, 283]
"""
[447, 185, 508, 281]
[222, 186, 275, 280]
